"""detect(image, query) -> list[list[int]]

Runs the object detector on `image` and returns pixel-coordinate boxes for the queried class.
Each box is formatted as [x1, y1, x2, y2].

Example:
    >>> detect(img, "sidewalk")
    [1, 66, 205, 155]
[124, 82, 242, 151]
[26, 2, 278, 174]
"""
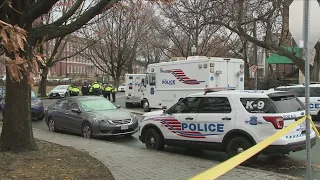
[11, 128, 298, 180]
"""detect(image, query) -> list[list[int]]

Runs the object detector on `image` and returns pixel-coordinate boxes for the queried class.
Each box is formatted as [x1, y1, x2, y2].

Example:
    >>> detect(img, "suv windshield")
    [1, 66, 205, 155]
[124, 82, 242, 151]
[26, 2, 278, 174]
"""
[79, 98, 117, 112]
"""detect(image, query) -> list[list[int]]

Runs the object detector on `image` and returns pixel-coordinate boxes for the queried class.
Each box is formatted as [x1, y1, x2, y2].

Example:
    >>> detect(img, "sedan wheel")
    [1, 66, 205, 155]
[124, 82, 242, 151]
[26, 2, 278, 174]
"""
[82, 123, 92, 139]
[48, 118, 56, 132]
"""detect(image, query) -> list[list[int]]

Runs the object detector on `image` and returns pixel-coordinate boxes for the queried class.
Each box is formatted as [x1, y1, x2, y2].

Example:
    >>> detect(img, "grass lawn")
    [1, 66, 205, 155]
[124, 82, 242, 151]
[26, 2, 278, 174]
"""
[0, 140, 114, 180]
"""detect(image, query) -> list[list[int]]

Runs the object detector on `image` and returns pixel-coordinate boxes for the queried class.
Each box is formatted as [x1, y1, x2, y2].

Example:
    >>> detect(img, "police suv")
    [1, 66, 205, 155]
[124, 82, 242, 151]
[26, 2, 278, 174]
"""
[138, 90, 316, 158]
[274, 84, 320, 119]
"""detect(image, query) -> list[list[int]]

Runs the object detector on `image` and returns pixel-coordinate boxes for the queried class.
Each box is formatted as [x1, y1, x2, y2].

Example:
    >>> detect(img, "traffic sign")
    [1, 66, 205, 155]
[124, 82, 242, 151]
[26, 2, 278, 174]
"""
[289, 0, 320, 48]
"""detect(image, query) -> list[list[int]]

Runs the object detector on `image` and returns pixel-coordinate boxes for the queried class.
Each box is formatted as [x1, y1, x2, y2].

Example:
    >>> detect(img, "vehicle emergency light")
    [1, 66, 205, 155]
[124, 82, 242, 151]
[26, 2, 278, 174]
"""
[204, 87, 236, 95]
[263, 116, 284, 129]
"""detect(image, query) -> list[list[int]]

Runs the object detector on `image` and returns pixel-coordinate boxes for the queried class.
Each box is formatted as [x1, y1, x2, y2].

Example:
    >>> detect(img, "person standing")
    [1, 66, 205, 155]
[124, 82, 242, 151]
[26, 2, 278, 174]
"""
[91, 81, 101, 96]
[81, 82, 90, 95]
[105, 84, 112, 100]
[111, 85, 117, 102]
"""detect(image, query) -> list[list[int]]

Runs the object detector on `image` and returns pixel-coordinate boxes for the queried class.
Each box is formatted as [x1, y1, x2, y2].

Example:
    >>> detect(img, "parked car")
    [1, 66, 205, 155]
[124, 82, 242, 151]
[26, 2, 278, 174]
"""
[44, 96, 138, 138]
[48, 85, 70, 98]
[0, 89, 44, 120]
[118, 83, 126, 92]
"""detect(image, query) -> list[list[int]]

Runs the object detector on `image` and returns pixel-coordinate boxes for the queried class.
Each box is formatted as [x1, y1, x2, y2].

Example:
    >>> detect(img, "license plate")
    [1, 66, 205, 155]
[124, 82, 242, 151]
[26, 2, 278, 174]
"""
[121, 125, 128, 130]
[52, 94, 56, 96]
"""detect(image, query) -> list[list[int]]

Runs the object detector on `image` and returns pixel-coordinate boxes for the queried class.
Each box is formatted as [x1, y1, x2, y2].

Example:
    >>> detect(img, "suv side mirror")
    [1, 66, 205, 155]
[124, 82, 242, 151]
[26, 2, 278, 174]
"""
[71, 109, 81, 114]
[116, 105, 121, 108]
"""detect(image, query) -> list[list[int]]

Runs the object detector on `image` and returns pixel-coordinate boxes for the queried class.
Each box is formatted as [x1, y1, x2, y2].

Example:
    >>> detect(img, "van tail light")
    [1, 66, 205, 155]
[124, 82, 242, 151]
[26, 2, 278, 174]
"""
[263, 116, 284, 129]
[129, 86, 133, 89]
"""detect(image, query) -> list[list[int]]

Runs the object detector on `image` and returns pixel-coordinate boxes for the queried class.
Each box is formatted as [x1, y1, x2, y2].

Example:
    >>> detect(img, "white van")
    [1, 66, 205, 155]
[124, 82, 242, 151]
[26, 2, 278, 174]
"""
[275, 84, 320, 119]
[140, 56, 245, 112]
[125, 74, 146, 108]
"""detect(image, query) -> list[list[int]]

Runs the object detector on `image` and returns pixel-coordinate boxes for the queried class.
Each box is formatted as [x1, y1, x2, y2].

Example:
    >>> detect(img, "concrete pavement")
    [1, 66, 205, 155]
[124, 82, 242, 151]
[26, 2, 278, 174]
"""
[3, 127, 298, 180]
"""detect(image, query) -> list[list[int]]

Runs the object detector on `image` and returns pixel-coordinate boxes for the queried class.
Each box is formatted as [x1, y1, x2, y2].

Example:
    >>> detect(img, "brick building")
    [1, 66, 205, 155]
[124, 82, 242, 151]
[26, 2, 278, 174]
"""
[47, 36, 106, 78]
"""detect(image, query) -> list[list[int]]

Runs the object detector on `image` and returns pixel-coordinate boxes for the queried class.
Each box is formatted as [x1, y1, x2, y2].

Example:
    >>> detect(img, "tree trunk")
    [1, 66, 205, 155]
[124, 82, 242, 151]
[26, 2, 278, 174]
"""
[39, 67, 49, 97]
[0, 71, 37, 151]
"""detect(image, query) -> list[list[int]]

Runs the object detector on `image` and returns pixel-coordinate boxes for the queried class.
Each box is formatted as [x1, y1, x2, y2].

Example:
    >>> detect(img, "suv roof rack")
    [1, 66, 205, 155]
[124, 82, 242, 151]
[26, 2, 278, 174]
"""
[204, 87, 236, 95]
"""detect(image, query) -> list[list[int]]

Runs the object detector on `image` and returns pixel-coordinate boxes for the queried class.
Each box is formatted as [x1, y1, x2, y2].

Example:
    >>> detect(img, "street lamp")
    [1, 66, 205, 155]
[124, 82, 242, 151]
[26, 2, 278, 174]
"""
[191, 45, 197, 56]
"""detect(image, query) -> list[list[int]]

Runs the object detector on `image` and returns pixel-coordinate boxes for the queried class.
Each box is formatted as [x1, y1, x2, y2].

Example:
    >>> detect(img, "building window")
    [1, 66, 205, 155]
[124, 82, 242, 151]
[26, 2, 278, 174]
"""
[67, 65, 70, 73]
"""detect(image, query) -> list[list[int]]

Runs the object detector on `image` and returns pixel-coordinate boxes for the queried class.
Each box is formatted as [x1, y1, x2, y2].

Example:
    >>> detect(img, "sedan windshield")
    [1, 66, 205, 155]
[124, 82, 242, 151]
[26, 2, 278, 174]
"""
[53, 85, 68, 90]
[79, 99, 117, 112]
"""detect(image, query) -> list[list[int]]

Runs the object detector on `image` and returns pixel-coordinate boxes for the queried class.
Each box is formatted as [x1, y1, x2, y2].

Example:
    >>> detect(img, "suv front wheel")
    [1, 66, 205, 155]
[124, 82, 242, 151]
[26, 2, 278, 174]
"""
[144, 128, 164, 150]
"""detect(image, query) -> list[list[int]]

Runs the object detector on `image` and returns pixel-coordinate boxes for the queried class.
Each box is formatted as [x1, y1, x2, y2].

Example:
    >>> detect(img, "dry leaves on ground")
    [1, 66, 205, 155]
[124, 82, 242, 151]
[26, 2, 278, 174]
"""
[0, 140, 114, 180]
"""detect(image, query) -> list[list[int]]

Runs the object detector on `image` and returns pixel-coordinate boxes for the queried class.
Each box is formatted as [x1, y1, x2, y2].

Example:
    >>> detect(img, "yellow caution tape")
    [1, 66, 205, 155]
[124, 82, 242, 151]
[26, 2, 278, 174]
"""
[190, 116, 308, 180]
[310, 117, 320, 138]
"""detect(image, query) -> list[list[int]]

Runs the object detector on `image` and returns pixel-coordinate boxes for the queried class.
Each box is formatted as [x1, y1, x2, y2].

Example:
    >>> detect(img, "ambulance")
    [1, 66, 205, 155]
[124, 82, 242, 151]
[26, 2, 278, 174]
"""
[140, 56, 245, 112]
[125, 74, 146, 108]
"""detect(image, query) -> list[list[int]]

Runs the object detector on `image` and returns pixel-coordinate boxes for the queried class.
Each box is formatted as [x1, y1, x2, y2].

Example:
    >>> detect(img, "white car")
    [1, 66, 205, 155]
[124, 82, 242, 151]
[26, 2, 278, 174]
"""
[118, 83, 126, 92]
[48, 85, 70, 98]
[275, 84, 320, 119]
[138, 90, 316, 160]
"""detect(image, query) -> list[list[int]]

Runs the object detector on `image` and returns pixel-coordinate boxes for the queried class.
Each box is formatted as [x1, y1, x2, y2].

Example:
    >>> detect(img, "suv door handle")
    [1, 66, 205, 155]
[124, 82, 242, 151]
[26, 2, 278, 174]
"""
[222, 117, 231, 120]
[185, 117, 193, 120]
[65, 112, 69, 115]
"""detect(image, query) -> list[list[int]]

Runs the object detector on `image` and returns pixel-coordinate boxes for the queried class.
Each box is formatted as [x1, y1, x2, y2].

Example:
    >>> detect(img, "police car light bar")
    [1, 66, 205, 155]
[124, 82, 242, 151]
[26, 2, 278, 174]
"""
[204, 87, 236, 95]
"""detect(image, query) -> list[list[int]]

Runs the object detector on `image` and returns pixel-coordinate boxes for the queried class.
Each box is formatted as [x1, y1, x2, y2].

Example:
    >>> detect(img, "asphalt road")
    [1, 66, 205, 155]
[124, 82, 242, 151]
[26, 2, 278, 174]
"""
[34, 93, 320, 178]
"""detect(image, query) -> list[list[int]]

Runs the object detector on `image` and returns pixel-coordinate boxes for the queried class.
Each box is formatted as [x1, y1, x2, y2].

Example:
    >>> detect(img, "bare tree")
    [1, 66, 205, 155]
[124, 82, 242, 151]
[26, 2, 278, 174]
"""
[80, 2, 154, 86]
[153, 0, 240, 58]
[0, 0, 122, 151]
[187, 0, 315, 76]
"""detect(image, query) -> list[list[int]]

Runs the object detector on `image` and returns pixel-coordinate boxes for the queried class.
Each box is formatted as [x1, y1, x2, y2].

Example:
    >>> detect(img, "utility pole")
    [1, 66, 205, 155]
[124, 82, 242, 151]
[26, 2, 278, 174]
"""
[253, 21, 258, 90]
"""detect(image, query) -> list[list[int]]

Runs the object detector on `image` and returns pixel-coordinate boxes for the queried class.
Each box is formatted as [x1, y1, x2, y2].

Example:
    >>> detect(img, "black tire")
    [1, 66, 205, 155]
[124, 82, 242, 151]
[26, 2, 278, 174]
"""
[48, 118, 56, 132]
[226, 137, 256, 165]
[144, 128, 164, 150]
[143, 100, 151, 112]
[37, 115, 44, 121]
[81, 123, 92, 139]
[125, 102, 132, 108]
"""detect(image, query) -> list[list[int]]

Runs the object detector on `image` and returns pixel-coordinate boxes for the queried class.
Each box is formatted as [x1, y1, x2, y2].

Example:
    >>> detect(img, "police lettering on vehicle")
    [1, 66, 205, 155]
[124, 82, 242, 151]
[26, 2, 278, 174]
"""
[181, 123, 224, 132]
[282, 114, 296, 119]
[246, 100, 265, 109]
[162, 79, 175, 85]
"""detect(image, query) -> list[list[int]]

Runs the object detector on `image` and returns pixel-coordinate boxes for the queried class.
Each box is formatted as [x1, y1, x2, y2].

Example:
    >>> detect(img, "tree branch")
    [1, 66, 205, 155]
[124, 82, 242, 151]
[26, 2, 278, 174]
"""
[51, 0, 85, 26]
[30, 0, 120, 43]
[23, 0, 59, 24]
